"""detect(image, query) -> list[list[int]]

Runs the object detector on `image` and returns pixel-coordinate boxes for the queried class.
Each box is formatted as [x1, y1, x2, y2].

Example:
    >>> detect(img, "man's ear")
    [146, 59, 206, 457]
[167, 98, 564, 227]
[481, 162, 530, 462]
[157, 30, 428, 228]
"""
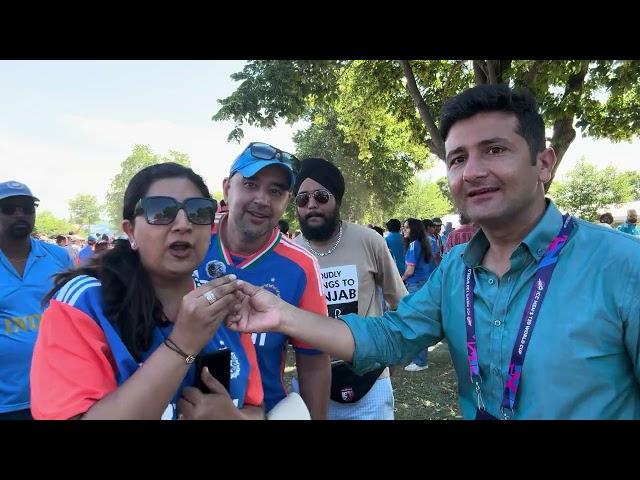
[222, 177, 231, 203]
[537, 147, 557, 184]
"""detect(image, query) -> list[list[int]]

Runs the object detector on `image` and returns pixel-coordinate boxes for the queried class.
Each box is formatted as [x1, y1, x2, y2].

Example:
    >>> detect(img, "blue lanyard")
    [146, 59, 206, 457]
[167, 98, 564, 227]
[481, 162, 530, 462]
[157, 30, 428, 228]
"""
[465, 215, 574, 419]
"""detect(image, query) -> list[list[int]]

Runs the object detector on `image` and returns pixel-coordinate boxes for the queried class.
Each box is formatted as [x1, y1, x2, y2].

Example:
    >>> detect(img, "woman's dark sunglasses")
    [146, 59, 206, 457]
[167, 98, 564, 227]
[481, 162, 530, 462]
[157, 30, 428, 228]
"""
[294, 189, 333, 208]
[134, 196, 217, 225]
[248, 142, 301, 174]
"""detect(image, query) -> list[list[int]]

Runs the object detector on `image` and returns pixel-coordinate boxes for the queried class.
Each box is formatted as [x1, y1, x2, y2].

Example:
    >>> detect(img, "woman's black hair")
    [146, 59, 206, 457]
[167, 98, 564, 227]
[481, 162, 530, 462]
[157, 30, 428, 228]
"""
[403, 218, 432, 263]
[45, 162, 211, 362]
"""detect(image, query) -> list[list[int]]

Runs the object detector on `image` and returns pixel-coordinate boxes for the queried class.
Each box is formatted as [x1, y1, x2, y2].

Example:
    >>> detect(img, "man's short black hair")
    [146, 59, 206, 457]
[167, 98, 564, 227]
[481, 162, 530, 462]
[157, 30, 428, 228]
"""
[277, 219, 289, 234]
[439, 84, 546, 165]
[386, 218, 401, 232]
[599, 212, 613, 224]
[372, 226, 384, 237]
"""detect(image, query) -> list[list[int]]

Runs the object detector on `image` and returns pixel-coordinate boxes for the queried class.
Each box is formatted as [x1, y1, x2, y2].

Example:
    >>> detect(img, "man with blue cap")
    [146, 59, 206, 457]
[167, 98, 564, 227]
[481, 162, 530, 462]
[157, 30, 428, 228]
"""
[78, 234, 98, 265]
[0, 181, 73, 419]
[195, 142, 331, 419]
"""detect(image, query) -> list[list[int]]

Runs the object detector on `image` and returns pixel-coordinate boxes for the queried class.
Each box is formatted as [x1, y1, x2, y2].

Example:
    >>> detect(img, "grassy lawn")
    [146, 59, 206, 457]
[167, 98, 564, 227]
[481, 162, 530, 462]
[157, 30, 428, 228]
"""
[283, 341, 461, 420]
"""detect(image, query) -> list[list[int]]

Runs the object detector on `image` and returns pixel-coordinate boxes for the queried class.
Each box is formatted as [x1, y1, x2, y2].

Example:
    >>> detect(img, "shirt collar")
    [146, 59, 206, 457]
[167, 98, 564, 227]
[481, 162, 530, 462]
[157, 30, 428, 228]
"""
[216, 213, 281, 269]
[461, 199, 564, 267]
[30, 237, 46, 257]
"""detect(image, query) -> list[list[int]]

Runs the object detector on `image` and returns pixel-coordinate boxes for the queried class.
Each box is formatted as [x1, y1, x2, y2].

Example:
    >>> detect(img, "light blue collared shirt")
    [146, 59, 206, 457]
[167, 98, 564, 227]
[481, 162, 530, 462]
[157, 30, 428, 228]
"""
[342, 201, 640, 419]
[0, 238, 72, 412]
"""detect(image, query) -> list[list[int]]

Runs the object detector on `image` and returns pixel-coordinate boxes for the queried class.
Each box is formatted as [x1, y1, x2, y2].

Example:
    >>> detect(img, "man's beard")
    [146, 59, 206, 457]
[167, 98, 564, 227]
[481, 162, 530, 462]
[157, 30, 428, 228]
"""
[299, 207, 340, 241]
[7, 221, 33, 239]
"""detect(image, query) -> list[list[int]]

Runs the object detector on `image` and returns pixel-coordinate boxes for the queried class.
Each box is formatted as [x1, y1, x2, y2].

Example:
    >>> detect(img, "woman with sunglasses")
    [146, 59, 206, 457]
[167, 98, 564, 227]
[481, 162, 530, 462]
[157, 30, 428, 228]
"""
[30, 163, 264, 420]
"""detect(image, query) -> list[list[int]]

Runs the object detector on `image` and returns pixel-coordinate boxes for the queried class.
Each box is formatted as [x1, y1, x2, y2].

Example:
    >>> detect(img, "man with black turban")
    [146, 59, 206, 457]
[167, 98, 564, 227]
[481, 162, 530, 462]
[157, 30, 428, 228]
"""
[292, 158, 407, 420]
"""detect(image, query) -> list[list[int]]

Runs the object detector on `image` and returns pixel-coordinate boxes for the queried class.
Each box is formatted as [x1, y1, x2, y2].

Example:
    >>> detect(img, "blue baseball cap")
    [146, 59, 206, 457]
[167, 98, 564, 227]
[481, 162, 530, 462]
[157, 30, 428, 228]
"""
[0, 181, 39, 202]
[229, 142, 299, 190]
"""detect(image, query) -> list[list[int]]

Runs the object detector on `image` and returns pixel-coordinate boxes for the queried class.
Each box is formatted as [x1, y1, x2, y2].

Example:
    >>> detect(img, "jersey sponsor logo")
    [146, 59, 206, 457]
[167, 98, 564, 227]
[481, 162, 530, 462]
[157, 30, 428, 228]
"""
[206, 260, 227, 279]
[261, 277, 281, 297]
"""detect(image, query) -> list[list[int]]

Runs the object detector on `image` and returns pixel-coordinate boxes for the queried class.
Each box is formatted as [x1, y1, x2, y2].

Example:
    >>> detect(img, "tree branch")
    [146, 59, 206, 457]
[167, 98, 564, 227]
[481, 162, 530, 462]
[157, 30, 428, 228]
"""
[523, 60, 543, 90]
[547, 61, 591, 191]
[498, 60, 512, 83]
[398, 60, 446, 159]
[442, 60, 466, 99]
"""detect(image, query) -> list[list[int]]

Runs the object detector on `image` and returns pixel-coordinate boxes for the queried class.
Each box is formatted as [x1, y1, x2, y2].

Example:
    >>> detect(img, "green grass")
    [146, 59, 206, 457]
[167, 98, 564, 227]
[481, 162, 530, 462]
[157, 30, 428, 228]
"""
[283, 341, 461, 420]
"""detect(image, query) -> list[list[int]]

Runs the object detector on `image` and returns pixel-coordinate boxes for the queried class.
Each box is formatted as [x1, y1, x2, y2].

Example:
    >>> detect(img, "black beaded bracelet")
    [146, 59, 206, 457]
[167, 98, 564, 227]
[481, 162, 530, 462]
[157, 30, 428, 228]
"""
[164, 337, 196, 364]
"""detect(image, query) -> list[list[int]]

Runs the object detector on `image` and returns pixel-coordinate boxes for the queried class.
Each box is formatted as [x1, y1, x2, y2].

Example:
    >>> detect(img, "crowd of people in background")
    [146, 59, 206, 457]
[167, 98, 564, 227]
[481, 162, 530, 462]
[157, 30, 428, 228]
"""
[33, 232, 118, 266]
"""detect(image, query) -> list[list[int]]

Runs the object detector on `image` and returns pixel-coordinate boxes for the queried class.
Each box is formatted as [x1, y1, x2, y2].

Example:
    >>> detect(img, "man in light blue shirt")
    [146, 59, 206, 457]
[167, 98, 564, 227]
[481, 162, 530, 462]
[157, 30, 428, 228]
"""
[227, 85, 640, 419]
[0, 181, 73, 419]
[384, 219, 405, 276]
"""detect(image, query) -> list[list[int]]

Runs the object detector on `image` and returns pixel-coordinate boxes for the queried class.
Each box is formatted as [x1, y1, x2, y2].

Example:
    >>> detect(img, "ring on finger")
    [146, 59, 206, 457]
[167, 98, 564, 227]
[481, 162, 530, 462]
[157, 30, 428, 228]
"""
[204, 290, 217, 305]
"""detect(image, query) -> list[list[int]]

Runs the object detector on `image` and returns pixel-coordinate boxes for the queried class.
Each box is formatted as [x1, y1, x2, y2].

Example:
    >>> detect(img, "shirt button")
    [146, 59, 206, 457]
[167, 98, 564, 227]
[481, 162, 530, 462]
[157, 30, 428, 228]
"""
[537, 248, 545, 255]
[488, 278, 495, 285]
[494, 319, 501, 327]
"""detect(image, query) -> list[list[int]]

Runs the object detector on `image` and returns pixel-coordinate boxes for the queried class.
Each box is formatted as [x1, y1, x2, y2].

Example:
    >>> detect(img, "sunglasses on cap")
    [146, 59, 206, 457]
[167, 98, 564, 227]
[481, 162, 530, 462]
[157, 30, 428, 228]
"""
[295, 189, 333, 208]
[134, 196, 217, 225]
[247, 142, 301, 174]
[0, 203, 37, 215]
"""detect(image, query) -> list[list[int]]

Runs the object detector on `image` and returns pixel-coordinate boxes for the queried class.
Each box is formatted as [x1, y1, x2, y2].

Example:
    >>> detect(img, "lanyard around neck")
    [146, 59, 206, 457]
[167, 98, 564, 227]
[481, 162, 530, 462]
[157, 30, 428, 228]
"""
[465, 214, 574, 419]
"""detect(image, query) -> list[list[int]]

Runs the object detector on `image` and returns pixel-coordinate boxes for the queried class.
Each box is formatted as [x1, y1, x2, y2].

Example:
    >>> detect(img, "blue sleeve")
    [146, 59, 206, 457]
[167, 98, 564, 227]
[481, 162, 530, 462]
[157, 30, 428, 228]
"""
[405, 240, 418, 265]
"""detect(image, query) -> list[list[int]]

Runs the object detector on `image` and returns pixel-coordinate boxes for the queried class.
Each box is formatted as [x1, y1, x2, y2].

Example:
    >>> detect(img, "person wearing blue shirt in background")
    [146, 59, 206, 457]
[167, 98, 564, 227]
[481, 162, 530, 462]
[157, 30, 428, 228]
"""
[226, 84, 640, 420]
[441, 221, 453, 244]
[78, 234, 97, 265]
[401, 218, 435, 372]
[384, 219, 405, 277]
[0, 181, 73, 419]
[617, 209, 640, 236]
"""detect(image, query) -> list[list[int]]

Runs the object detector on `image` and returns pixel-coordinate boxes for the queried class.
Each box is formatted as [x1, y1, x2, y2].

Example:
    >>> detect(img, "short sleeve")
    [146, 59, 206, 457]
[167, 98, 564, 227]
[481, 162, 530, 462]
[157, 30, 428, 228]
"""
[31, 300, 117, 420]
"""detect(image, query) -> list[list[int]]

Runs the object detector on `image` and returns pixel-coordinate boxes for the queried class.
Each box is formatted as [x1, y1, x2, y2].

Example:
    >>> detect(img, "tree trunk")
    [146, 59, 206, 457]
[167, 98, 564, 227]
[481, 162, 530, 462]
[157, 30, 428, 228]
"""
[398, 60, 446, 160]
[547, 117, 576, 192]
[497, 60, 512, 83]
[473, 60, 488, 84]
[487, 60, 499, 84]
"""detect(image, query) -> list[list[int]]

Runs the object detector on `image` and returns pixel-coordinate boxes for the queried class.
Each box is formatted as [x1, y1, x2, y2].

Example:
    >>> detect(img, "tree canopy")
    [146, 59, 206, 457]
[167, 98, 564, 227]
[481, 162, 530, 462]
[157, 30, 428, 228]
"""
[213, 60, 640, 192]
[105, 145, 191, 229]
[68, 193, 101, 227]
[549, 159, 634, 221]
[35, 210, 77, 237]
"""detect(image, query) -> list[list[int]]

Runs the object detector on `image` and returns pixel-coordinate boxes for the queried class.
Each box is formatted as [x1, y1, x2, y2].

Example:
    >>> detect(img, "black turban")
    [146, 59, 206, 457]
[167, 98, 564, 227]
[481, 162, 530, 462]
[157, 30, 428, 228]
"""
[293, 157, 345, 205]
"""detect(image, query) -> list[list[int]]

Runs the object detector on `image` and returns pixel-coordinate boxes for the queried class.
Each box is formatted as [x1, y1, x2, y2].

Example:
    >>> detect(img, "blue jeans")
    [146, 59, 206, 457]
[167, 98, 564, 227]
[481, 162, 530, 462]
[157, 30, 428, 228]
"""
[406, 280, 428, 367]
